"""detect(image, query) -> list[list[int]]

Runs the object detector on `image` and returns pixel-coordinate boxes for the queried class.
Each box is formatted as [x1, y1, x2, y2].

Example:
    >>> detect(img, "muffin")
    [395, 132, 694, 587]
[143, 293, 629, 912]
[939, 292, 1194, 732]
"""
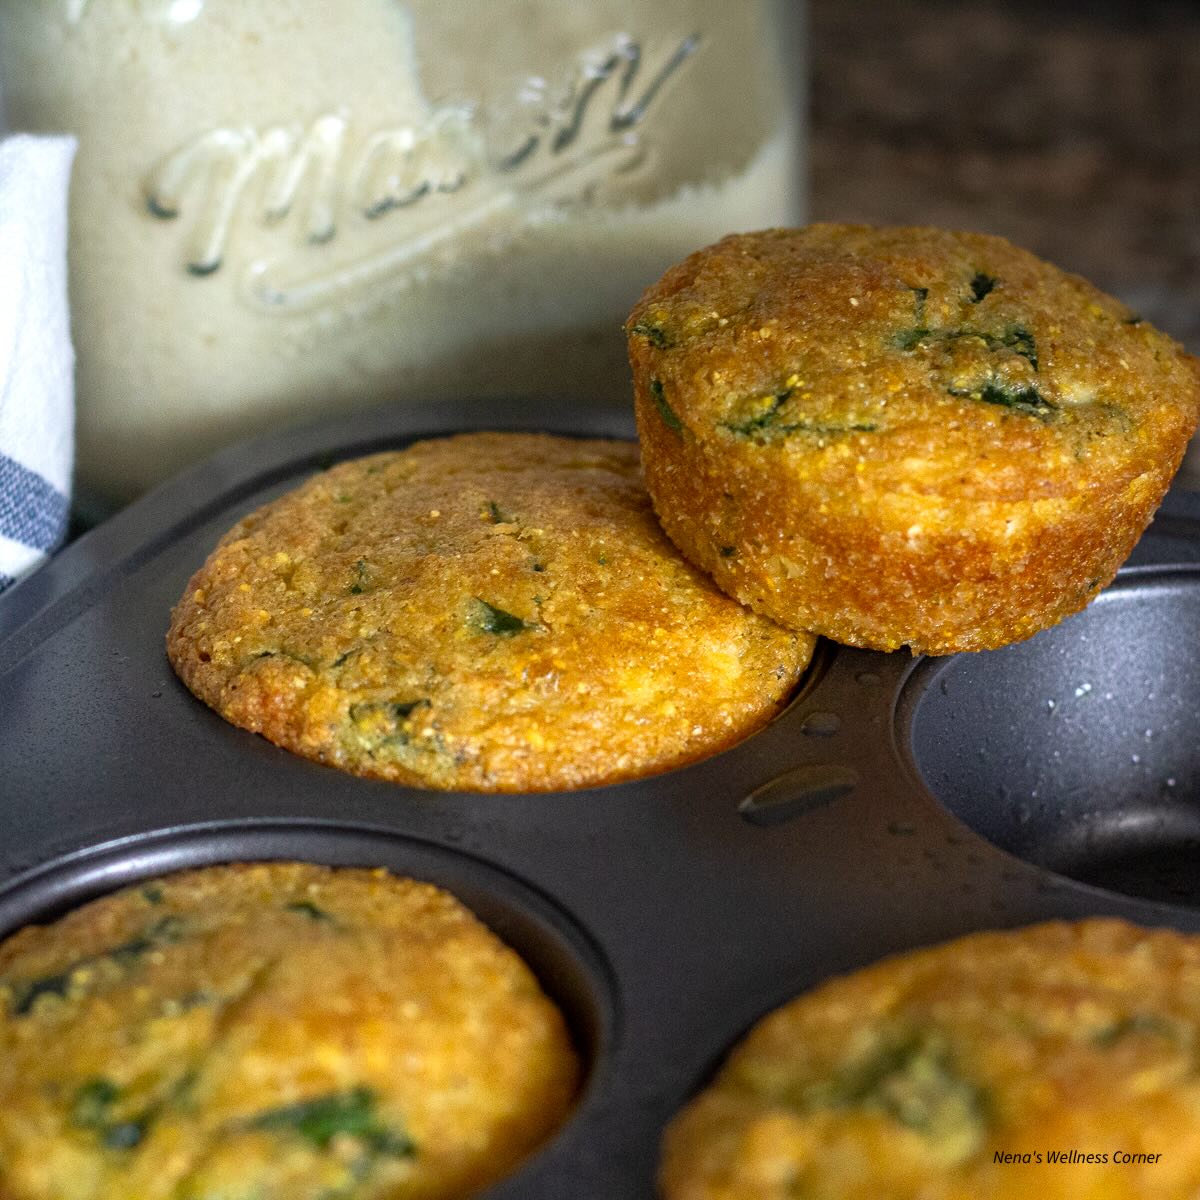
[628, 224, 1200, 654]
[167, 432, 813, 791]
[0, 863, 579, 1200]
[661, 919, 1200, 1200]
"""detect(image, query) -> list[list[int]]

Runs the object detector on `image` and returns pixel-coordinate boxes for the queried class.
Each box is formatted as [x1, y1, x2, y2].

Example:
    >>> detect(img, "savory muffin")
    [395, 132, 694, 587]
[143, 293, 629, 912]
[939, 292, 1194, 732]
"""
[0, 863, 579, 1200]
[167, 432, 813, 791]
[628, 224, 1200, 654]
[661, 919, 1200, 1200]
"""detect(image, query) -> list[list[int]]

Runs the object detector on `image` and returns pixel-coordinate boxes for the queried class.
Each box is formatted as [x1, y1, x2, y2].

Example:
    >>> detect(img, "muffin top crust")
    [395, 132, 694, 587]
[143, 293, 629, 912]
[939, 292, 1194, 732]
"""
[167, 432, 812, 790]
[629, 223, 1200, 503]
[661, 918, 1200, 1200]
[0, 862, 579, 1200]
[627, 225, 1200, 652]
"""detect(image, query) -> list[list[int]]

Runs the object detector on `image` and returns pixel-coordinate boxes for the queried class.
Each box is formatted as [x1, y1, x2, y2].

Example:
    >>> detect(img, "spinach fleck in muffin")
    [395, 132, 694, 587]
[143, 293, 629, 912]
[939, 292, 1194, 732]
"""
[0, 863, 579, 1200]
[628, 224, 1200, 653]
[661, 919, 1200, 1200]
[167, 432, 813, 791]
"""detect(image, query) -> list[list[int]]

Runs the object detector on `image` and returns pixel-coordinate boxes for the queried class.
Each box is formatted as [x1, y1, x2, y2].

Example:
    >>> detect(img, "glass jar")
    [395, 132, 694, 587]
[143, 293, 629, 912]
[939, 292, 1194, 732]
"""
[0, 0, 805, 505]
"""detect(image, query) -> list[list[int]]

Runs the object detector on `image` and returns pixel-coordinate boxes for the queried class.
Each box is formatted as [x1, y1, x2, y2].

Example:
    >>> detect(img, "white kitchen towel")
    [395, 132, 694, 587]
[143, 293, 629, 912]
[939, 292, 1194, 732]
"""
[0, 134, 76, 595]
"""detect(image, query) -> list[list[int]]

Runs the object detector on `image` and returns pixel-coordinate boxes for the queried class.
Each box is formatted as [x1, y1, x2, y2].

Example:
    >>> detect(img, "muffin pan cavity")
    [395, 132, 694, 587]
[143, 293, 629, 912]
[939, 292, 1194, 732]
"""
[0, 823, 610, 1199]
[1, 398, 1199, 1198]
[904, 568, 1200, 906]
[0, 821, 612, 1069]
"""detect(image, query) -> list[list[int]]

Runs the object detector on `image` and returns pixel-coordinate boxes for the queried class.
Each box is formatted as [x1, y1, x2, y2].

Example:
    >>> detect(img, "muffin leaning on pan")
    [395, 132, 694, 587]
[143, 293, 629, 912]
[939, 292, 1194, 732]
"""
[628, 224, 1200, 654]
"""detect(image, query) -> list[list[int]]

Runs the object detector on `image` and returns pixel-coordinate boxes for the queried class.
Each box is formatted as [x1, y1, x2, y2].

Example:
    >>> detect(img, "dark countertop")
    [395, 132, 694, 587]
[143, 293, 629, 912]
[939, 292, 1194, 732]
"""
[809, 0, 1200, 484]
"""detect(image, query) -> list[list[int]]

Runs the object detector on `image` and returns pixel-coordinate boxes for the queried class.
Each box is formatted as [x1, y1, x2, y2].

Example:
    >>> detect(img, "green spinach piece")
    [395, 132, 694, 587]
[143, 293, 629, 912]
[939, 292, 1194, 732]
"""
[72, 1078, 121, 1128]
[630, 321, 673, 349]
[948, 379, 1054, 419]
[649, 379, 684, 435]
[7, 916, 185, 1015]
[723, 390, 791, 436]
[1092, 1013, 1180, 1048]
[801, 1029, 989, 1145]
[71, 1078, 152, 1151]
[892, 284, 931, 347]
[909, 284, 929, 324]
[722, 390, 877, 440]
[348, 699, 429, 738]
[9, 968, 75, 1013]
[998, 325, 1038, 369]
[969, 273, 996, 303]
[285, 901, 337, 925]
[891, 323, 1038, 371]
[246, 1087, 415, 1158]
[893, 327, 932, 351]
[473, 599, 533, 637]
[107, 916, 185, 968]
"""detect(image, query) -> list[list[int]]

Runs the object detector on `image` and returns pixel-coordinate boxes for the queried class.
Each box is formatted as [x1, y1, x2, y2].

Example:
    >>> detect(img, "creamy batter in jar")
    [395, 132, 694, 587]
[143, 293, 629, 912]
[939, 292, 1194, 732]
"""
[0, 1, 805, 502]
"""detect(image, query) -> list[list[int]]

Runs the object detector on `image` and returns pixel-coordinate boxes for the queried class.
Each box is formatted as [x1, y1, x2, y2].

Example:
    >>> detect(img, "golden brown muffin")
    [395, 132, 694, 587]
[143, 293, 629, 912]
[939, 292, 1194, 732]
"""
[167, 432, 813, 791]
[0, 863, 579, 1200]
[661, 919, 1200, 1200]
[628, 225, 1200, 654]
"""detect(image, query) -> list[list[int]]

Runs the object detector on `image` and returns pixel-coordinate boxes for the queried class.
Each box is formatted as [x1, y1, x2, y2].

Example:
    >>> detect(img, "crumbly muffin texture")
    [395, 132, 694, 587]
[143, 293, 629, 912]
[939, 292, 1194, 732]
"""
[661, 919, 1200, 1200]
[628, 224, 1200, 653]
[167, 433, 812, 791]
[0, 863, 579, 1200]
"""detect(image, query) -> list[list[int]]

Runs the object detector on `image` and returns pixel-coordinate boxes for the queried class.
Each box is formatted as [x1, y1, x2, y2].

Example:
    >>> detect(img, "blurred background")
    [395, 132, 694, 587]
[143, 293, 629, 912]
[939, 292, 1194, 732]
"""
[809, 0, 1200, 355]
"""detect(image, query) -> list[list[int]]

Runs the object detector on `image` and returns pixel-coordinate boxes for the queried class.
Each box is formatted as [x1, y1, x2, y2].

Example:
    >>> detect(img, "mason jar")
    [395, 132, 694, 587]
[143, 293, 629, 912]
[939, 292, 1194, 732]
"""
[0, 0, 806, 505]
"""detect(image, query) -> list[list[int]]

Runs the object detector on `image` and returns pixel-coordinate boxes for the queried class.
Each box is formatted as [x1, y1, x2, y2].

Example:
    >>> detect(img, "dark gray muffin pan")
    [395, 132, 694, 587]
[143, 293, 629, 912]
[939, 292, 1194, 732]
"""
[1, 396, 1198, 1199]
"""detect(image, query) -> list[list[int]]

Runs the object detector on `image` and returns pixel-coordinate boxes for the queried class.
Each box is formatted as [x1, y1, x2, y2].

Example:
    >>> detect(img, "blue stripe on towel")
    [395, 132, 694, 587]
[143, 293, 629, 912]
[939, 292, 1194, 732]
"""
[0, 453, 69, 553]
[0, 571, 14, 593]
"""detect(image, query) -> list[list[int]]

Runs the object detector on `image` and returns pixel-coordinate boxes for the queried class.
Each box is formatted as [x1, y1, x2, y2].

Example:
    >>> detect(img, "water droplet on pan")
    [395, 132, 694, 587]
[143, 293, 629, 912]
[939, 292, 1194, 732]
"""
[739, 764, 859, 827]
[800, 711, 841, 737]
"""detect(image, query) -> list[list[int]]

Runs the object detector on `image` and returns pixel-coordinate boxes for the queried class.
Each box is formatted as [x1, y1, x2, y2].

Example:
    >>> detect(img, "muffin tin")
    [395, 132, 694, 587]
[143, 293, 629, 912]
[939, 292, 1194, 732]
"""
[1, 395, 1198, 1199]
